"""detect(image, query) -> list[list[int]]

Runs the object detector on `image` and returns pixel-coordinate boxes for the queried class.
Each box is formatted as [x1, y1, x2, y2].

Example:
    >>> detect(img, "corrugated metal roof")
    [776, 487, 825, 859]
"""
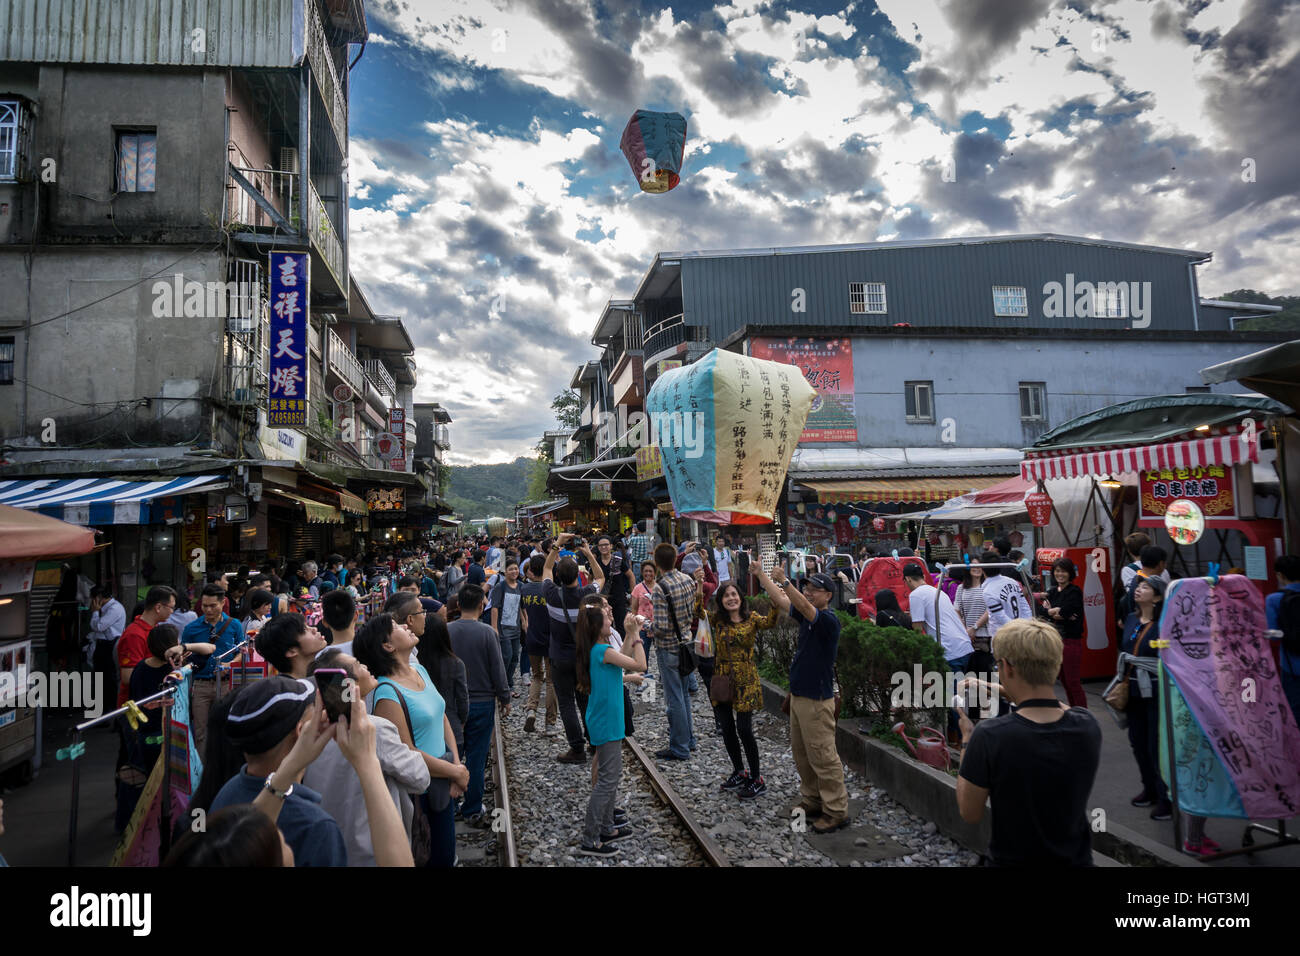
[0, 0, 300, 67]
[805, 475, 1015, 504]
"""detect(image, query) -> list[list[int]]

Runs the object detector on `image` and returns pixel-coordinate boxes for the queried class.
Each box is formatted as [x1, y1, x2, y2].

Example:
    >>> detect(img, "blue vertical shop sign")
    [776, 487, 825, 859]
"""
[268, 252, 310, 427]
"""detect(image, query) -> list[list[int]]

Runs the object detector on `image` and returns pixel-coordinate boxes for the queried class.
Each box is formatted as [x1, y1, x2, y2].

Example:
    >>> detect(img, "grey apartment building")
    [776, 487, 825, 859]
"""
[0, 1, 447, 649]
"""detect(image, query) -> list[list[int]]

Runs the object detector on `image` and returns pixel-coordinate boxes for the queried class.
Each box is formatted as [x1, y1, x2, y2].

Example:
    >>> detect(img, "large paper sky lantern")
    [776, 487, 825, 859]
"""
[620, 109, 687, 193]
[645, 349, 815, 524]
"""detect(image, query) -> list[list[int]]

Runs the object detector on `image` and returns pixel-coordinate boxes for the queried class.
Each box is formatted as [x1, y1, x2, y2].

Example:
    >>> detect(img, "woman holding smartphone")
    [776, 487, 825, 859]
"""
[354, 613, 469, 867]
[574, 604, 646, 857]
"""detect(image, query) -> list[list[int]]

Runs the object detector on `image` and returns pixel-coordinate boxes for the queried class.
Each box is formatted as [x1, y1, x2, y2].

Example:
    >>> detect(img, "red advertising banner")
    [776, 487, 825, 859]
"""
[1139, 464, 1234, 520]
[749, 337, 857, 442]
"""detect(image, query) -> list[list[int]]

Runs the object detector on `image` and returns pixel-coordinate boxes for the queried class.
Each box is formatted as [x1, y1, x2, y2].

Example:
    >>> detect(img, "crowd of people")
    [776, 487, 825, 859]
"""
[27, 523, 1299, 869]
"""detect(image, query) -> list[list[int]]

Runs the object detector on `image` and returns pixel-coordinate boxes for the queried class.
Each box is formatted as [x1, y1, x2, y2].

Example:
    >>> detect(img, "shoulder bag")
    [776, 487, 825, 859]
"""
[657, 577, 697, 677]
[376, 678, 437, 866]
[1103, 621, 1154, 713]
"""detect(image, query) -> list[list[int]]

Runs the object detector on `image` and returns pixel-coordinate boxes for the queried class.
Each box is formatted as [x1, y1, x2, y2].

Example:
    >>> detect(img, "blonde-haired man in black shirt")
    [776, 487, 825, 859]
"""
[956, 618, 1101, 866]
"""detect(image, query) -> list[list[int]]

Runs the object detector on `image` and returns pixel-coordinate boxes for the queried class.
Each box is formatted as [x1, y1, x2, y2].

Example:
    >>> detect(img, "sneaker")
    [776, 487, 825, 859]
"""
[543, 722, 559, 737]
[613, 810, 630, 826]
[1151, 802, 1173, 821]
[524, 715, 536, 733]
[578, 842, 620, 857]
[1183, 840, 1217, 857]
[739, 776, 767, 799]
[1130, 790, 1154, 808]
[721, 770, 749, 792]
[653, 748, 687, 761]
[556, 747, 586, 764]
[599, 825, 635, 843]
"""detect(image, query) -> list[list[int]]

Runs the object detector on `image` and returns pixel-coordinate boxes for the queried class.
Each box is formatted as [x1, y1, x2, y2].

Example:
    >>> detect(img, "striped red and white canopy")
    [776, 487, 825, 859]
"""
[1020, 433, 1259, 482]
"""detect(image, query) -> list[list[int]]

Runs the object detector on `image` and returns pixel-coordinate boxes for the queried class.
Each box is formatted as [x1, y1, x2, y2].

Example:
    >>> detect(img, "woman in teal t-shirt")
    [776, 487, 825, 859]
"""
[575, 603, 646, 857]
[354, 612, 469, 867]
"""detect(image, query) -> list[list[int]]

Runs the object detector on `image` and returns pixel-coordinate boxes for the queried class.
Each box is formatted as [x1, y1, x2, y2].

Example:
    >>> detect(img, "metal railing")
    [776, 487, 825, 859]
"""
[226, 258, 267, 404]
[305, 0, 348, 150]
[326, 326, 363, 396]
[308, 178, 345, 293]
[365, 360, 396, 399]
[643, 313, 707, 360]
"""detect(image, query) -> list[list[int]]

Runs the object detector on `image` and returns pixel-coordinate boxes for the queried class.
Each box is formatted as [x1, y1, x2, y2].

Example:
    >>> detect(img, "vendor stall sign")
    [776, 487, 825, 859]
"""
[366, 488, 405, 512]
[1025, 491, 1053, 527]
[749, 337, 857, 442]
[1164, 498, 1205, 545]
[590, 481, 612, 502]
[267, 252, 309, 428]
[1140, 465, 1234, 519]
[636, 445, 663, 482]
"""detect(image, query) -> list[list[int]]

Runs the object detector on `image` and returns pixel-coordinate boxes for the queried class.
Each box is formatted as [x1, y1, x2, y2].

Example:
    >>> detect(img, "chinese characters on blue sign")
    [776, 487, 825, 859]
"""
[268, 252, 309, 427]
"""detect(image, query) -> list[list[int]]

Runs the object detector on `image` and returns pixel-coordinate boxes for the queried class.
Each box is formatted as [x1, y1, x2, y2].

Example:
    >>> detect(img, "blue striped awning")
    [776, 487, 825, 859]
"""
[0, 475, 227, 526]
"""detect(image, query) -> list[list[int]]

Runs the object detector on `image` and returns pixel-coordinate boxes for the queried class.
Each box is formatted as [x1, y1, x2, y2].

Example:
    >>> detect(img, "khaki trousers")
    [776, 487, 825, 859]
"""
[526, 654, 558, 725]
[789, 694, 848, 817]
[190, 679, 219, 756]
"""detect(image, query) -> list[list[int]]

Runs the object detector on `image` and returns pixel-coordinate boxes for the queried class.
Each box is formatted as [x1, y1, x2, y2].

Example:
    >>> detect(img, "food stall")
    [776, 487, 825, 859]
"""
[0, 505, 97, 784]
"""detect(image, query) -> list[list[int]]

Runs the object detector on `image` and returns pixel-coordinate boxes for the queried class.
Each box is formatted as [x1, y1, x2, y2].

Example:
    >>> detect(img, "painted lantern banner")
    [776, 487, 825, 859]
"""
[645, 349, 815, 525]
[1140, 464, 1234, 519]
[748, 337, 856, 442]
[1158, 576, 1300, 819]
[1025, 491, 1053, 527]
[268, 252, 309, 427]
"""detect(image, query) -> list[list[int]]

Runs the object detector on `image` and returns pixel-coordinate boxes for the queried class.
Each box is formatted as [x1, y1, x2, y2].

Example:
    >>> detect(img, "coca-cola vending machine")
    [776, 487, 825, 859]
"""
[1035, 547, 1115, 679]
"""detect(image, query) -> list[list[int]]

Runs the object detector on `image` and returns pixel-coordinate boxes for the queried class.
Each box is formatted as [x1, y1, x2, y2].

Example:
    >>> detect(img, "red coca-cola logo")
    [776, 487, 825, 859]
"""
[1026, 492, 1053, 527]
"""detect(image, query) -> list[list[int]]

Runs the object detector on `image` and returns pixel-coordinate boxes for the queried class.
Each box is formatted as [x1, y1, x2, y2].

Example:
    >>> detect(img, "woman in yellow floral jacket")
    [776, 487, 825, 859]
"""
[694, 570, 781, 799]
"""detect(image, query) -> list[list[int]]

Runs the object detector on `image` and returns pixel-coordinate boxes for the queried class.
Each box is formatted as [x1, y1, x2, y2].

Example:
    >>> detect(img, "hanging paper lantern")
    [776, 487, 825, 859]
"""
[826, 509, 837, 523]
[872, 516, 886, 532]
[620, 110, 688, 193]
[645, 348, 815, 524]
[848, 514, 860, 529]
[968, 530, 984, 547]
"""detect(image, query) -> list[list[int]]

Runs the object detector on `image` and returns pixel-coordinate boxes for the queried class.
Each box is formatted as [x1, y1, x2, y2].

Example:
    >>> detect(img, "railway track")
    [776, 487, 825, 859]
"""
[489, 710, 730, 867]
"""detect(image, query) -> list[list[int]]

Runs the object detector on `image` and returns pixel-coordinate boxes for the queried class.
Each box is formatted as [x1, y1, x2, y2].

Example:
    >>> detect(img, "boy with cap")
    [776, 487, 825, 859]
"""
[754, 564, 850, 832]
[211, 676, 347, 866]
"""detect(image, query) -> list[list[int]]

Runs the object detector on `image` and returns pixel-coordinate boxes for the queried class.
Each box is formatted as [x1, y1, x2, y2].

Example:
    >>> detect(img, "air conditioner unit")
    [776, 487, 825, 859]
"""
[279, 147, 299, 174]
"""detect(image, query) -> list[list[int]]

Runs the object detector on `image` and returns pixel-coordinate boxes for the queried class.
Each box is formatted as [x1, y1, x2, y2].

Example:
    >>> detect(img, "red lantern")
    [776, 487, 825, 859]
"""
[1026, 492, 1053, 527]
[872, 517, 886, 532]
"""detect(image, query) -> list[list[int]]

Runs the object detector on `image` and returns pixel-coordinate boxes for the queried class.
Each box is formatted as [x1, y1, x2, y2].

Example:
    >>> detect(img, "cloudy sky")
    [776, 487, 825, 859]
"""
[346, 0, 1300, 464]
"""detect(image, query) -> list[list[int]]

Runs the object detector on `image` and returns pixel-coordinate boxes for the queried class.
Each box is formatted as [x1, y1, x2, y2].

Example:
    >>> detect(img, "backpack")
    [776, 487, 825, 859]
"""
[1279, 589, 1300, 656]
[1113, 561, 1140, 622]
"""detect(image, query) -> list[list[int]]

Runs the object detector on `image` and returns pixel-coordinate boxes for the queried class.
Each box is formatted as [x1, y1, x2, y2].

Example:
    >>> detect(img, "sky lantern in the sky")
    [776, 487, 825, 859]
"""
[645, 349, 815, 524]
[620, 109, 687, 193]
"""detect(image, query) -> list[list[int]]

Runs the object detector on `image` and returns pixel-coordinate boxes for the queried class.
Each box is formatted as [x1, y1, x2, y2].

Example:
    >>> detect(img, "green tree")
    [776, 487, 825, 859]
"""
[551, 388, 581, 430]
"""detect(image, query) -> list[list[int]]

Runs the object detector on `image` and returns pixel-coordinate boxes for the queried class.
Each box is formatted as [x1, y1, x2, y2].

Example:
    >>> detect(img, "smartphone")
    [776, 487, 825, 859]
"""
[314, 668, 350, 723]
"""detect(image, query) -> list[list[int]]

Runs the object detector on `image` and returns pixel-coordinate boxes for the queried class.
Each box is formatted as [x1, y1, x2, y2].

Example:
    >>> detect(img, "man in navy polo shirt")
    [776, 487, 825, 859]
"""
[755, 565, 849, 832]
[184, 583, 246, 755]
[211, 676, 347, 867]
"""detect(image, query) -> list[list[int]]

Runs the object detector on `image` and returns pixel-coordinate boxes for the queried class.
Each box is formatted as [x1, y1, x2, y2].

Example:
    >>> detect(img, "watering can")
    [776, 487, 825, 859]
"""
[892, 722, 954, 771]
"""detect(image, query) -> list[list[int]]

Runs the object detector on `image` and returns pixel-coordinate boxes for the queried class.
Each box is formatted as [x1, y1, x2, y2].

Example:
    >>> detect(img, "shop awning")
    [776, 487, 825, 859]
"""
[0, 474, 227, 525]
[0, 504, 97, 559]
[1200, 341, 1300, 412]
[338, 489, 368, 515]
[804, 475, 1015, 505]
[438, 516, 461, 527]
[268, 489, 344, 524]
[1020, 432, 1260, 482]
[525, 499, 569, 519]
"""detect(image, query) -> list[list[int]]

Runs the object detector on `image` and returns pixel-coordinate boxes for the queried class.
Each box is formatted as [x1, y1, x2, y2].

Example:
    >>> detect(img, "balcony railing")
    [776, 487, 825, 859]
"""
[326, 327, 363, 397]
[365, 360, 396, 400]
[309, 178, 346, 295]
[305, 0, 348, 151]
[642, 314, 708, 361]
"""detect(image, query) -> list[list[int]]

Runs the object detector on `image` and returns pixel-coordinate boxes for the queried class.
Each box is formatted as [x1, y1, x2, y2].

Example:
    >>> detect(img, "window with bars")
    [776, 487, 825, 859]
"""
[1019, 382, 1046, 421]
[1093, 283, 1128, 318]
[0, 99, 32, 181]
[0, 337, 15, 385]
[992, 285, 1028, 316]
[849, 281, 887, 314]
[905, 381, 933, 422]
[115, 129, 157, 193]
